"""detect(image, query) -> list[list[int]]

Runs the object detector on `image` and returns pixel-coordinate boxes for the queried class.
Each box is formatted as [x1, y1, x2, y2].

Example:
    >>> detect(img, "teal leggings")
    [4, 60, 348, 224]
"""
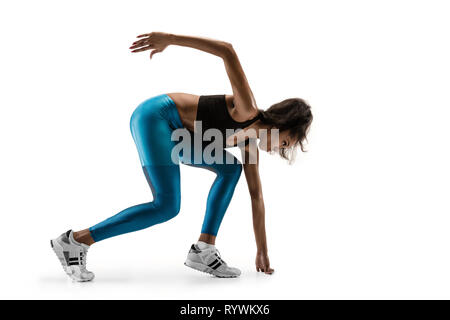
[89, 94, 242, 242]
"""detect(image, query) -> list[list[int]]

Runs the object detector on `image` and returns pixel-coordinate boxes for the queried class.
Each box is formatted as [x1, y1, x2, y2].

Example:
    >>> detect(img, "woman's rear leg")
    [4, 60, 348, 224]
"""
[74, 95, 183, 244]
[86, 164, 181, 242]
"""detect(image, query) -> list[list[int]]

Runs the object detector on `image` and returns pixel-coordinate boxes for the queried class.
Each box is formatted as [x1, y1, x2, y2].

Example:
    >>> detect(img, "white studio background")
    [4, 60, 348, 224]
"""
[0, 0, 449, 299]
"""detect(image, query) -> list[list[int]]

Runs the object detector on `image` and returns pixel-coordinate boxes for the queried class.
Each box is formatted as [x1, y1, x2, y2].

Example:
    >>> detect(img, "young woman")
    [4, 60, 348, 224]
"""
[50, 32, 313, 281]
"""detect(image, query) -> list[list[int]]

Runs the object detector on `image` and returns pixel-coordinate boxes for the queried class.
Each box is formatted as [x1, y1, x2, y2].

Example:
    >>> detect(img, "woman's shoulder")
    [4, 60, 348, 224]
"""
[224, 94, 261, 122]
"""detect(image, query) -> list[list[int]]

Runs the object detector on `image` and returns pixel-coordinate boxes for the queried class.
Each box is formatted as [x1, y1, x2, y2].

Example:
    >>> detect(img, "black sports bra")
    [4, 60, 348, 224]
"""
[193, 94, 262, 148]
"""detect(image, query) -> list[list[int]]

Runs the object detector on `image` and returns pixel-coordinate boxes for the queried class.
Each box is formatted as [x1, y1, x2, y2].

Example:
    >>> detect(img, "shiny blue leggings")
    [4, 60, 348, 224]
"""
[89, 94, 242, 242]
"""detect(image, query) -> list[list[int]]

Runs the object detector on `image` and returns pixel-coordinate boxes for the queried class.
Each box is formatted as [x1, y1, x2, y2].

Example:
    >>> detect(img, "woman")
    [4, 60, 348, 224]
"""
[50, 32, 313, 282]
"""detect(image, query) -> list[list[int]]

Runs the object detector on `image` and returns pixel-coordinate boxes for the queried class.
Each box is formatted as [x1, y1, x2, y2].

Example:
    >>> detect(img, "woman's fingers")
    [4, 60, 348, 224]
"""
[256, 264, 274, 274]
[130, 43, 153, 50]
[130, 38, 151, 48]
[130, 42, 144, 49]
[137, 33, 151, 38]
[264, 267, 274, 275]
[131, 38, 150, 46]
[131, 45, 152, 53]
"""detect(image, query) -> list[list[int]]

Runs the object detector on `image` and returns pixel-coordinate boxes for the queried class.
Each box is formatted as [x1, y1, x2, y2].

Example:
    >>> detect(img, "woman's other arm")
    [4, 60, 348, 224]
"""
[242, 145, 274, 275]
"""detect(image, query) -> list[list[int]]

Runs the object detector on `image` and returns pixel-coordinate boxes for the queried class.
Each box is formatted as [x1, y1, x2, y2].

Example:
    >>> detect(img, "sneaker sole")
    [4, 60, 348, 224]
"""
[184, 260, 240, 278]
[50, 239, 93, 282]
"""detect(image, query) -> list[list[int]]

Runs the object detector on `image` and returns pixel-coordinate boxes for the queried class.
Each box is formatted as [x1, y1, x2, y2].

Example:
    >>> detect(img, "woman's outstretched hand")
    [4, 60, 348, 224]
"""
[129, 32, 171, 59]
[256, 251, 274, 275]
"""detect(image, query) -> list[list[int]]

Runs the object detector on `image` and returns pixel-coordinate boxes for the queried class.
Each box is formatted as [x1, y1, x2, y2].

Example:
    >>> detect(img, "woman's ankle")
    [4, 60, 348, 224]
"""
[73, 229, 95, 246]
[198, 233, 216, 245]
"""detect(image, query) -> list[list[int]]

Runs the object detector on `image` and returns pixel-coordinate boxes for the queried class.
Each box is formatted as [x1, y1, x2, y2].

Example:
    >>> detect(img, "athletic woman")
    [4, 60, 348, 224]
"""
[50, 32, 313, 281]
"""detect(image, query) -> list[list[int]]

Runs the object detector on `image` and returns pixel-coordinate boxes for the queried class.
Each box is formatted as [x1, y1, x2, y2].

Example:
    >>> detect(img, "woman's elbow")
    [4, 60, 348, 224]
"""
[220, 41, 235, 59]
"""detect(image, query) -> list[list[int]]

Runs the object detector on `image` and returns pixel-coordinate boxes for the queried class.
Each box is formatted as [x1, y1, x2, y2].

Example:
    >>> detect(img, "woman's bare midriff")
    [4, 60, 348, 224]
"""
[166, 92, 199, 131]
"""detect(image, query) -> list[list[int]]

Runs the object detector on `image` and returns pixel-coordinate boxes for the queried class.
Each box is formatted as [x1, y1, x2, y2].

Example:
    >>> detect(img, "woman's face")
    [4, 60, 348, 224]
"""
[258, 129, 293, 153]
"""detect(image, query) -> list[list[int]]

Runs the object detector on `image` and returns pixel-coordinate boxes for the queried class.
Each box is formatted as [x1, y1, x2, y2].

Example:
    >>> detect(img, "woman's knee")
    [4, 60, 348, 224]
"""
[135, 194, 180, 228]
[154, 194, 181, 220]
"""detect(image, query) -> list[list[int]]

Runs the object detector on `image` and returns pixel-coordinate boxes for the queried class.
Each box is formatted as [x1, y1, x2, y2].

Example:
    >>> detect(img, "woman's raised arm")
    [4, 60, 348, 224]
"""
[130, 32, 230, 59]
[130, 32, 258, 117]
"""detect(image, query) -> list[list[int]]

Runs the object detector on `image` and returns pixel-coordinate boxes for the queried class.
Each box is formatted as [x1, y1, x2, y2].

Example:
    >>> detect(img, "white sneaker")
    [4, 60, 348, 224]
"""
[184, 243, 241, 278]
[50, 230, 95, 282]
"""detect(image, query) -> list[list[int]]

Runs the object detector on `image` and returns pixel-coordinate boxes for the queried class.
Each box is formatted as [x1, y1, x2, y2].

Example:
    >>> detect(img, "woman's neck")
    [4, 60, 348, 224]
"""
[249, 120, 272, 139]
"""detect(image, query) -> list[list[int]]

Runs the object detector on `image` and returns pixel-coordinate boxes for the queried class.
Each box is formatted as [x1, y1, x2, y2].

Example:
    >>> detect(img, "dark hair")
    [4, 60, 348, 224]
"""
[259, 97, 313, 162]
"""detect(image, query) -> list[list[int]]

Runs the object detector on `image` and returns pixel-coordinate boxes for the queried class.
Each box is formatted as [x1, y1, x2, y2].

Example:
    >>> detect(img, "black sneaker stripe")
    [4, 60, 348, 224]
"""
[63, 251, 70, 264]
[68, 262, 79, 266]
[190, 244, 201, 253]
[208, 259, 219, 267]
[211, 260, 222, 270]
[215, 253, 224, 262]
